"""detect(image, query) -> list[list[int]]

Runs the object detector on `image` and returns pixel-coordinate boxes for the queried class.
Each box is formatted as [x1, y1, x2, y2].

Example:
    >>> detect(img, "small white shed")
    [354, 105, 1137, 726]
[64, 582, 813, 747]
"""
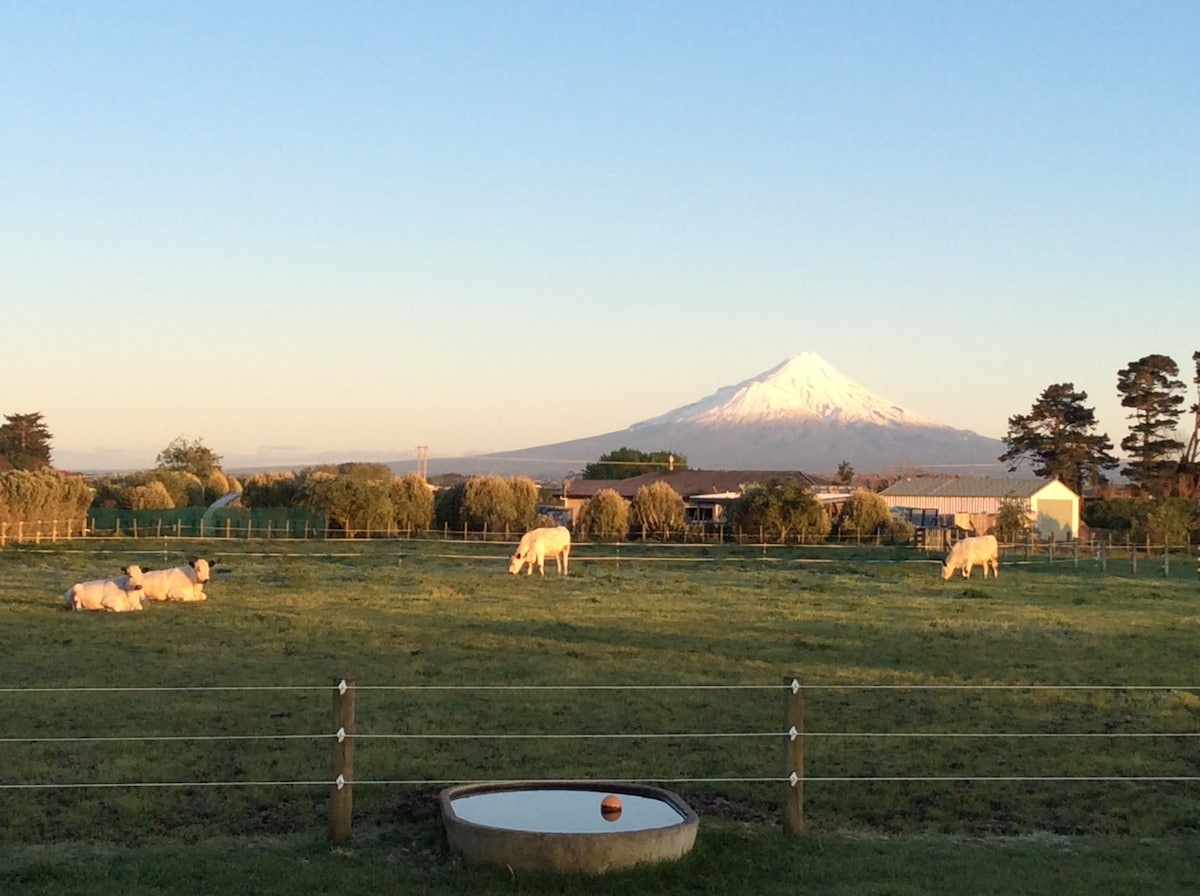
[879, 477, 1080, 541]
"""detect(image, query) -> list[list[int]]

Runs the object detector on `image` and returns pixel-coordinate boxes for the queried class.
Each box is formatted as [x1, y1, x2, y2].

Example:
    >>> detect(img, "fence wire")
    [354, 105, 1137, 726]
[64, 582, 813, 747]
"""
[3, 682, 1197, 792]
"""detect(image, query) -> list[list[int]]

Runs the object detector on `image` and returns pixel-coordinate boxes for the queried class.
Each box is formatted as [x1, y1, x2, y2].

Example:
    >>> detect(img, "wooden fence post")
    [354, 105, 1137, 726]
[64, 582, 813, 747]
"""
[330, 677, 355, 845]
[782, 675, 804, 836]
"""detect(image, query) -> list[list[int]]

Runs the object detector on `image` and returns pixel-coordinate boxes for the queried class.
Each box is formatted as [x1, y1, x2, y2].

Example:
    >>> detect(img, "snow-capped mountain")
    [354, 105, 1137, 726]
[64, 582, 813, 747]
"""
[420, 353, 1007, 478]
[632, 352, 940, 428]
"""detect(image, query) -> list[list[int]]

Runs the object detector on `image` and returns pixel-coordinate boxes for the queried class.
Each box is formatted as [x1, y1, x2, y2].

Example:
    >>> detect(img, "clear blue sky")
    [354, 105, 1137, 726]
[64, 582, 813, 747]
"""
[4, 1, 1197, 471]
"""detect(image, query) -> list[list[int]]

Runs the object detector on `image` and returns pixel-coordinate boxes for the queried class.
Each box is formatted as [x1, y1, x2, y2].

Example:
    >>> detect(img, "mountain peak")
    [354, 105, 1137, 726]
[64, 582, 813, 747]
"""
[632, 352, 941, 428]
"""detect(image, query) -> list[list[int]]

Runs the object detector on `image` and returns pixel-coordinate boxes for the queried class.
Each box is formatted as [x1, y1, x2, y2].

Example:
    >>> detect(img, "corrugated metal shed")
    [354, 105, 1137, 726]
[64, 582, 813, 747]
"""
[880, 477, 1080, 540]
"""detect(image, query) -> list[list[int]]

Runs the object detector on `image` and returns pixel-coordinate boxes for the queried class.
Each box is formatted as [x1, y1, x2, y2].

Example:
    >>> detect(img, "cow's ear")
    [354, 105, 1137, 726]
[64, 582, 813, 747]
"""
[209, 558, 219, 568]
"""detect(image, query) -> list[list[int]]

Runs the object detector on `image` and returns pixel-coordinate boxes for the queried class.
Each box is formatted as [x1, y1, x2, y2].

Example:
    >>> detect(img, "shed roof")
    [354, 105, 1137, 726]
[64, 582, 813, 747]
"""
[879, 476, 1071, 499]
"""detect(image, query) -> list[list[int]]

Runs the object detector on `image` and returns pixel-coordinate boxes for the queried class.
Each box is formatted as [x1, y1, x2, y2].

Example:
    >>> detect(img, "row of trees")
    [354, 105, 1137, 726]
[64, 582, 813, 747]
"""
[91, 437, 238, 509]
[578, 478, 915, 543]
[241, 466, 548, 535]
[0, 413, 88, 525]
[0, 468, 94, 526]
[1001, 351, 1200, 498]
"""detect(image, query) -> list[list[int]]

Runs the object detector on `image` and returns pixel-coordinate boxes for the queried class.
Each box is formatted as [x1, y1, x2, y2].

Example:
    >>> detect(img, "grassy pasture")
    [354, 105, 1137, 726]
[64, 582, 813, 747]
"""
[1, 538, 1197, 894]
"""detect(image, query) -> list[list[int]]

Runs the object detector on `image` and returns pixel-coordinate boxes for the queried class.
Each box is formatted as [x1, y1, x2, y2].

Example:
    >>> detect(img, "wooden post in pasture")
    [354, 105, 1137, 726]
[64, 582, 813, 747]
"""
[175, 519, 182, 538]
[1, 522, 7, 546]
[330, 677, 355, 845]
[782, 675, 805, 836]
[1163, 540, 1169, 577]
[1131, 542, 1137, 575]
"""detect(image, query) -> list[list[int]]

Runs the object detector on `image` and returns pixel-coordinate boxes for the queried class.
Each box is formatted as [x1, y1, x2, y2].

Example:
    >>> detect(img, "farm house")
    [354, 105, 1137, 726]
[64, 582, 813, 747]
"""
[880, 476, 1080, 542]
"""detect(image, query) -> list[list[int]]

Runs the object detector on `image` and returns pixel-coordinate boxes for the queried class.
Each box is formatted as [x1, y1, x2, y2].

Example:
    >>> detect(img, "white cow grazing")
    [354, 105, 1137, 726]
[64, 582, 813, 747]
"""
[140, 558, 216, 602]
[941, 534, 999, 580]
[509, 526, 571, 576]
[64, 565, 147, 612]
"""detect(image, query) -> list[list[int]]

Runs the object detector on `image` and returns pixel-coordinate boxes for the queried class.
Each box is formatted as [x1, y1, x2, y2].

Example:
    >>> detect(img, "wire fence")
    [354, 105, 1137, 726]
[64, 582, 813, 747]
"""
[2, 680, 1197, 841]
[5, 531, 1200, 584]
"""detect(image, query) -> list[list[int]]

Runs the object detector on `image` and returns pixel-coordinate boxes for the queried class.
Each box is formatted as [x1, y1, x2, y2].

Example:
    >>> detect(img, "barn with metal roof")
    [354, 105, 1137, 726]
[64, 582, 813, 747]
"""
[879, 476, 1079, 540]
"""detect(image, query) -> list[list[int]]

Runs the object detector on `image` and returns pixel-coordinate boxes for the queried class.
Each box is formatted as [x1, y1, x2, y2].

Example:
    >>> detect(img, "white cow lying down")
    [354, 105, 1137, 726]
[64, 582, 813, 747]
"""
[141, 558, 217, 602]
[64, 565, 146, 612]
[941, 534, 999, 580]
[509, 526, 571, 576]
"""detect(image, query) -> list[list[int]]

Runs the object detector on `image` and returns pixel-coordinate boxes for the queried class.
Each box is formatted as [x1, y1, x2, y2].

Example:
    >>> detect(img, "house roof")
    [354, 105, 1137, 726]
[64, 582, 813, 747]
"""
[562, 469, 822, 500]
[879, 476, 1072, 499]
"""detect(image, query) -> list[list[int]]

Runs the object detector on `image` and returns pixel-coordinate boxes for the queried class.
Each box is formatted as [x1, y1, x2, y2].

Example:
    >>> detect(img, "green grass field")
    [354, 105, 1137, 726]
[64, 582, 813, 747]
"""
[1, 538, 1197, 894]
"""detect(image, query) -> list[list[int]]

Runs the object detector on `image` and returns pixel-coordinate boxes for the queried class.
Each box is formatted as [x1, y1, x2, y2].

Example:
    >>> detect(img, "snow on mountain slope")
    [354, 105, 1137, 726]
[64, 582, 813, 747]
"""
[631, 352, 941, 429]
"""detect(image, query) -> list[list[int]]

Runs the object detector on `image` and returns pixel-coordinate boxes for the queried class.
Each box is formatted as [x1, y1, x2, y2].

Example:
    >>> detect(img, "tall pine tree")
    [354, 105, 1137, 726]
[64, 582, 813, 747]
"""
[1116, 354, 1185, 496]
[999, 384, 1117, 494]
[0, 412, 53, 470]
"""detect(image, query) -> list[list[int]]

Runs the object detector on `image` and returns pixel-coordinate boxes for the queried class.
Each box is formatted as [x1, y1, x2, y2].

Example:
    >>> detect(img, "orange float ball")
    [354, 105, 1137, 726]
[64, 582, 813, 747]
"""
[600, 794, 623, 820]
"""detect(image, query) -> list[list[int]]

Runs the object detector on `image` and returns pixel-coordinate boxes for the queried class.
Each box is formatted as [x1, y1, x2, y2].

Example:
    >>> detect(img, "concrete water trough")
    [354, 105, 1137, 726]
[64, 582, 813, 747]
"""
[440, 780, 699, 874]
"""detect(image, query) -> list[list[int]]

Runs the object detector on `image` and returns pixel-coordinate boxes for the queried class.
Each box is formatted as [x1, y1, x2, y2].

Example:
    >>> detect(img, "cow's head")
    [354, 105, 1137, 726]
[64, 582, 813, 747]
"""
[508, 551, 527, 575]
[191, 558, 213, 584]
[940, 559, 954, 580]
[123, 564, 145, 590]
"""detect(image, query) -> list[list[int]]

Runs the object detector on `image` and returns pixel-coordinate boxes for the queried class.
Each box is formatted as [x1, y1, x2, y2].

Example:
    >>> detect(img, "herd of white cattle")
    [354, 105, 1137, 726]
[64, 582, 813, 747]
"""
[58, 526, 1001, 612]
[63, 558, 216, 612]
